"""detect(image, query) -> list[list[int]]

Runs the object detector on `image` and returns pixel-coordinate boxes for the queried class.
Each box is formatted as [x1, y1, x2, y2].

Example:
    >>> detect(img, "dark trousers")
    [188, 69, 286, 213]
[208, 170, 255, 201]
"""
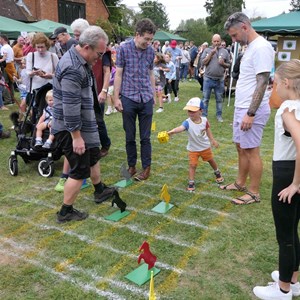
[164, 80, 177, 97]
[121, 96, 153, 169]
[272, 160, 300, 283]
[95, 103, 111, 149]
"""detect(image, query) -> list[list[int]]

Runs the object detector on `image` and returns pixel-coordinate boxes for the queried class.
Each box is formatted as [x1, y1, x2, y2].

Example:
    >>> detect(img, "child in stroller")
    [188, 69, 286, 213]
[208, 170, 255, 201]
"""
[9, 83, 61, 177]
[34, 89, 55, 149]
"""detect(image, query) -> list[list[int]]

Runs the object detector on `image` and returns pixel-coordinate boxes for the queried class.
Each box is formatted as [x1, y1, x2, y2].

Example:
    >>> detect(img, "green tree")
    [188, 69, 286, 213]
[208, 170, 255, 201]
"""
[290, 0, 300, 11]
[204, 0, 245, 37]
[138, 0, 170, 30]
[102, 1, 137, 42]
[176, 19, 213, 46]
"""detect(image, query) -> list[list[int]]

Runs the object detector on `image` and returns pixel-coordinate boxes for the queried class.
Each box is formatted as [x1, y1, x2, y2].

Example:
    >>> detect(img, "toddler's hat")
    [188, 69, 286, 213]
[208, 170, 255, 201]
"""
[183, 97, 205, 111]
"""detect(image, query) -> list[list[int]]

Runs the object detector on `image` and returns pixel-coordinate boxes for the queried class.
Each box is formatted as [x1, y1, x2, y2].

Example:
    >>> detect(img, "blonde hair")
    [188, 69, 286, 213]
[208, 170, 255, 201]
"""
[46, 90, 53, 102]
[276, 59, 300, 97]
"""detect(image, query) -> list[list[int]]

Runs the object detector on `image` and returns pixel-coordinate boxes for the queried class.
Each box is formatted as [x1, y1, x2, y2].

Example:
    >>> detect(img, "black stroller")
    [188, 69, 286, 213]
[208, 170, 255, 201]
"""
[8, 83, 61, 177]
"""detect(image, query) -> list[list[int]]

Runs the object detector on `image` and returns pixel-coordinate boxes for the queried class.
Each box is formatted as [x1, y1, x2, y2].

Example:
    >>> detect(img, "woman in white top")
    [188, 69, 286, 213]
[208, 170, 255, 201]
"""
[26, 32, 59, 92]
[253, 59, 300, 300]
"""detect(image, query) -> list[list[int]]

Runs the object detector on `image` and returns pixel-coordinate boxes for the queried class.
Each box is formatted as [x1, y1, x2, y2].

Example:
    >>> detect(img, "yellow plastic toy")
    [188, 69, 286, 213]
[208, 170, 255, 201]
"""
[157, 131, 169, 143]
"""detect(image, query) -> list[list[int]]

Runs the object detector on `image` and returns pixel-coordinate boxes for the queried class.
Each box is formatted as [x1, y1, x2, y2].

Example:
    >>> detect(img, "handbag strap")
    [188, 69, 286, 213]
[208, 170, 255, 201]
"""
[29, 52, 34, 93]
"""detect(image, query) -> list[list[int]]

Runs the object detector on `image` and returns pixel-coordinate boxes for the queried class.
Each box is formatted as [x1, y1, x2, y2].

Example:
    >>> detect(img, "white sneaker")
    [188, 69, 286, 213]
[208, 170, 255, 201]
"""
[271, 270, 300, 296]
[174, 97, 179, 102]
[156, 107, 164, 113]
[253, 282, 292, 300]
[113, 108, 118, 113]
[167, 94, 172, 103]
[105, 106, 112, 115]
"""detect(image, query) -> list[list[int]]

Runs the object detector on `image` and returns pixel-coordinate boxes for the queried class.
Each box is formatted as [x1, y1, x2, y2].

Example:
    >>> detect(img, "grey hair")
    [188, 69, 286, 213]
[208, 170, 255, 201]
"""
[224, 12, 250, 31]
[71, 18, 90, 34]
[78, 25, 108, 48]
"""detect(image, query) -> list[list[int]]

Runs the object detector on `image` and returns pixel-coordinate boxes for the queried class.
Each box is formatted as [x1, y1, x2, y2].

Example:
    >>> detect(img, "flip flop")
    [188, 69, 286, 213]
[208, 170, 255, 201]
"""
[231, 192, 261, 205]
[219, 181, 247, 192]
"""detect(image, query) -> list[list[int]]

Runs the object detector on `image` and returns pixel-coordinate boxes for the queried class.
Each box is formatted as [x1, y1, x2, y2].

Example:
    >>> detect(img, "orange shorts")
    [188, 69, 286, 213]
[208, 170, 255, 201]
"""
[188, 148, 213, 166]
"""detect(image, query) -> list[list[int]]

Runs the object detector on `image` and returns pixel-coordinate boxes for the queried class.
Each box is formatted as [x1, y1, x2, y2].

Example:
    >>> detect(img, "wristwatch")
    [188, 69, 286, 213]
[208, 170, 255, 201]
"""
[102, 88, 108, 93]
[247, 111, 256, 117]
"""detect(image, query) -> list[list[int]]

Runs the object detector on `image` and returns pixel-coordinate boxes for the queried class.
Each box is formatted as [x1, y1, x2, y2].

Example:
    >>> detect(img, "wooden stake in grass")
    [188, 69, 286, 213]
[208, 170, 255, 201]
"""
[149, 270, 156, 300]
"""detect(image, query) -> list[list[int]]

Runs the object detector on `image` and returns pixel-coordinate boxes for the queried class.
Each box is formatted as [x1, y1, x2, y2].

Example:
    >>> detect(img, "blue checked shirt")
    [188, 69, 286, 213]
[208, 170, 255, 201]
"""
[116, 39, 155, 103]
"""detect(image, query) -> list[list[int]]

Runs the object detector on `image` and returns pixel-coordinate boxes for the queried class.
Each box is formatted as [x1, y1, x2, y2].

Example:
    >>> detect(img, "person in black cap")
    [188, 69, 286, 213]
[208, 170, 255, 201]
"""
[51, 27, 78, 55]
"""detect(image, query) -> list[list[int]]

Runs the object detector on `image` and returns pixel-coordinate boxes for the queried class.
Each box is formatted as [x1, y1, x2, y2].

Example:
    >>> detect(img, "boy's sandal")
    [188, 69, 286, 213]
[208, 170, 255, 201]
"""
[231, 192, 261, 205]
[219, 181, 247, 192]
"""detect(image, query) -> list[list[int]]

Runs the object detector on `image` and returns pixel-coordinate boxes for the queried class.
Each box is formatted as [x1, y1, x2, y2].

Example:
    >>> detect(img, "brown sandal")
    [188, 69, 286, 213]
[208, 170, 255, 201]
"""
[219, 181, 247, 192]
[231, 192, 261, 205]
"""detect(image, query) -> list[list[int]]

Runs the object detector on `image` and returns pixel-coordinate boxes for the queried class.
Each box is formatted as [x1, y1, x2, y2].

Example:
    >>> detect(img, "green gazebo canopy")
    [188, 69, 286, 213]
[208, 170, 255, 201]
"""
[32, 20, 73, 36]
[252, 11, 300, 36]
[0, 16, 48, 39]
[154, 30, 187, 42]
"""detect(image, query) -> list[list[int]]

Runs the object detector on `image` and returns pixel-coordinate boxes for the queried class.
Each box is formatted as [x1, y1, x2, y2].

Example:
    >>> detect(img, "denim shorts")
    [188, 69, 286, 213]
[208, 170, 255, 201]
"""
[233, 104, 270, 149]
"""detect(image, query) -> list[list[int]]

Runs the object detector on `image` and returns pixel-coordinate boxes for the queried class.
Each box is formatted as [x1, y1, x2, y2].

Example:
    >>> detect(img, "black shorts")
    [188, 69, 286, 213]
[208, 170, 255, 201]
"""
[54, 131, 101, 180]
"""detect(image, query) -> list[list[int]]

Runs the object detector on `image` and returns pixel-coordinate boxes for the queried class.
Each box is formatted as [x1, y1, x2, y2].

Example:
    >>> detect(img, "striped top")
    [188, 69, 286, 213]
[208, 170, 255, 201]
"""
[116, 39, 155, 103]
[51, 46, 100, 149]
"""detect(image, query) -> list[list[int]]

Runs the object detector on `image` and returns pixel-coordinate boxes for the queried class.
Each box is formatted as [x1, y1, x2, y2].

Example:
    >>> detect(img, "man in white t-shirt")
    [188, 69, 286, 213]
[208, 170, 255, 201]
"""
[0, 34, 18, 102]
[220, 12, 274, 206]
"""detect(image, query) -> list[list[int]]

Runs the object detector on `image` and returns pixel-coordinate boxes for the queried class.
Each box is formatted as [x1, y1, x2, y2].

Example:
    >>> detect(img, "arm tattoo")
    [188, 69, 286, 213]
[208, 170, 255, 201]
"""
[248, 72, 270, 114]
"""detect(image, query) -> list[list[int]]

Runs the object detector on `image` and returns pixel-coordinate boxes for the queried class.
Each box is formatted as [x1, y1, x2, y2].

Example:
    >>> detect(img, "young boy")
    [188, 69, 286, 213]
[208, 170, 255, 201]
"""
[168, 97, 224, 191]
[34, 90, 55, 149]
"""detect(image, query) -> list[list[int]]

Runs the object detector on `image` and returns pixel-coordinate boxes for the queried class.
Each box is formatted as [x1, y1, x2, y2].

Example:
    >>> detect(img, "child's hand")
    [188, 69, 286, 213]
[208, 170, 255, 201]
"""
[167, 130, 174, 136]
[211, 139, 219, 148]
[13, 76, 18, 82]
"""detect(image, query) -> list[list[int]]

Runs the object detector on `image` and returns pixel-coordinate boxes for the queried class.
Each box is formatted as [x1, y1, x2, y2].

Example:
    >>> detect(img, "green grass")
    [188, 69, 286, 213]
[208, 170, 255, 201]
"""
[0, 81, 277, 299]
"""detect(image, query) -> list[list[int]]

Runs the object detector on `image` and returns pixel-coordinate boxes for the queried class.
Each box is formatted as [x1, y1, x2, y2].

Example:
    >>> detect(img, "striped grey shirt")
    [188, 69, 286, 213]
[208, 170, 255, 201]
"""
[51, 46, 100, 149]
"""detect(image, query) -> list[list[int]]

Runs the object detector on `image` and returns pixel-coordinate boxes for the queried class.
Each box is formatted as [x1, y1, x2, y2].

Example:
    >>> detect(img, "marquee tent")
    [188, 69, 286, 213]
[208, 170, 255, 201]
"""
[154, 30, 187, 42]
[32, 20, 73, 36]
[0, 16, 48, 39]
[251, 11, 300, 36]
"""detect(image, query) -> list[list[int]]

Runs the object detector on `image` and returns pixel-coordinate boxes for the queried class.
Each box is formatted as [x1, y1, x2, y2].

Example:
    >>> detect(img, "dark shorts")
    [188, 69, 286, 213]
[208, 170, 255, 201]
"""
[54, 131, 101, 180]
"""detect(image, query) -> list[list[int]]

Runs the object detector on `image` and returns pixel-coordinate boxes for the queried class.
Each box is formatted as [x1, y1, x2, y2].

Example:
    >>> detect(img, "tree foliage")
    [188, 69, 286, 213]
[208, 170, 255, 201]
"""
[138, 0, 170, 30]
[176, 19, 213, 46]
[102, 1, 137, 42]
[290, 0, 300, 11]
[204, 0, 245, 37]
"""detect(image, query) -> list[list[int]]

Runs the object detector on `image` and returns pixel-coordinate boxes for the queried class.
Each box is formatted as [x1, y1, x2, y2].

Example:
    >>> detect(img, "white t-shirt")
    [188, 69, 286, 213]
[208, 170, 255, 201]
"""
[26, 51, 59, 91]
[273, 100, 300, 161]
[182, 117, 211, 152]
[0, 44, 14, 63]
[235, 36, 274, 108]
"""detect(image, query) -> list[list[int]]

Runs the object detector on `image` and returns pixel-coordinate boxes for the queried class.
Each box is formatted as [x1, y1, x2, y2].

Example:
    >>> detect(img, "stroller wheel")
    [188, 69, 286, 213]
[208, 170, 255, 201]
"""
[8, 156, 18, 176]
[38, 158, 54, 178]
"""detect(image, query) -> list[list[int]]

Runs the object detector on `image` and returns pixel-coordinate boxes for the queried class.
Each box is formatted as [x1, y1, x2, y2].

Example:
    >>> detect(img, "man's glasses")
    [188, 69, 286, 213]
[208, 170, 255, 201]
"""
[224, 13, 246, 30]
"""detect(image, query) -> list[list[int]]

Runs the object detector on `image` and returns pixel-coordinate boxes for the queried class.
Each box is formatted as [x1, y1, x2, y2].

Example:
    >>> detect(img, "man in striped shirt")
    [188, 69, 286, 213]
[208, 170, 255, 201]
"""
[114, 18, 156, 181]
[52, 26, 116, 223]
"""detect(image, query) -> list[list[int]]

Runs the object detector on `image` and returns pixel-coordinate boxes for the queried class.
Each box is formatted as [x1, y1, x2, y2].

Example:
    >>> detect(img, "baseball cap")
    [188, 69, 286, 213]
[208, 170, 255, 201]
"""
[183, 97, 205, 111]
[170, 40, 177, 48]
[50, 27, 68, 39]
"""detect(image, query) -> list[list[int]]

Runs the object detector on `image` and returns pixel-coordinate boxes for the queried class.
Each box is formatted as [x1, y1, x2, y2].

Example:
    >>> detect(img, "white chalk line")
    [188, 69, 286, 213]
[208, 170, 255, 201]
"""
[0, 211, 183, 274]
[0, 249, 127, 300]
[0, 235, 152, 298]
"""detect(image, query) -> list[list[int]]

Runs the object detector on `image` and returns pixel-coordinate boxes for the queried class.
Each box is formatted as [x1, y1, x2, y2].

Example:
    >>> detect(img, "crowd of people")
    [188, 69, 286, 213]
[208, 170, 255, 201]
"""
[0, 12, 300, 300]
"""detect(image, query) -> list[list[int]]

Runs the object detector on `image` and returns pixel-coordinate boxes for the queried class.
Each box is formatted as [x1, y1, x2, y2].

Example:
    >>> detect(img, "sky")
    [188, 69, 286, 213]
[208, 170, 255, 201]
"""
[120, 0, 292, 30]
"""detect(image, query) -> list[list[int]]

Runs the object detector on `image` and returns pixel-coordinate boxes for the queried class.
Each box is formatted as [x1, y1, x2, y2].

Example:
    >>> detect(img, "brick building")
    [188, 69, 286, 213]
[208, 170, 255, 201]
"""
[3, 0, 109, 25]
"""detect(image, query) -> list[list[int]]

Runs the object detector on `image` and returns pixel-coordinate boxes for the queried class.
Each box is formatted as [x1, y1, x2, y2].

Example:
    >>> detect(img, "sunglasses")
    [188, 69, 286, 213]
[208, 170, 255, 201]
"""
[97, 51, 105, 59]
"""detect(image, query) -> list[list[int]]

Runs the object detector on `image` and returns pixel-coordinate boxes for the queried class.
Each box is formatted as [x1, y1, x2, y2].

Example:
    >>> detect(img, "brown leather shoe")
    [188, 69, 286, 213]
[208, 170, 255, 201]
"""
[128, 166, 137, 177]
[134, 166, 151, 181]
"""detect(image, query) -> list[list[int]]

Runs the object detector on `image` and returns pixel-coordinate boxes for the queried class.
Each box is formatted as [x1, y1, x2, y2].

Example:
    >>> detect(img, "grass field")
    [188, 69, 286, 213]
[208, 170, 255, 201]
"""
[0, 81, 277, 299]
